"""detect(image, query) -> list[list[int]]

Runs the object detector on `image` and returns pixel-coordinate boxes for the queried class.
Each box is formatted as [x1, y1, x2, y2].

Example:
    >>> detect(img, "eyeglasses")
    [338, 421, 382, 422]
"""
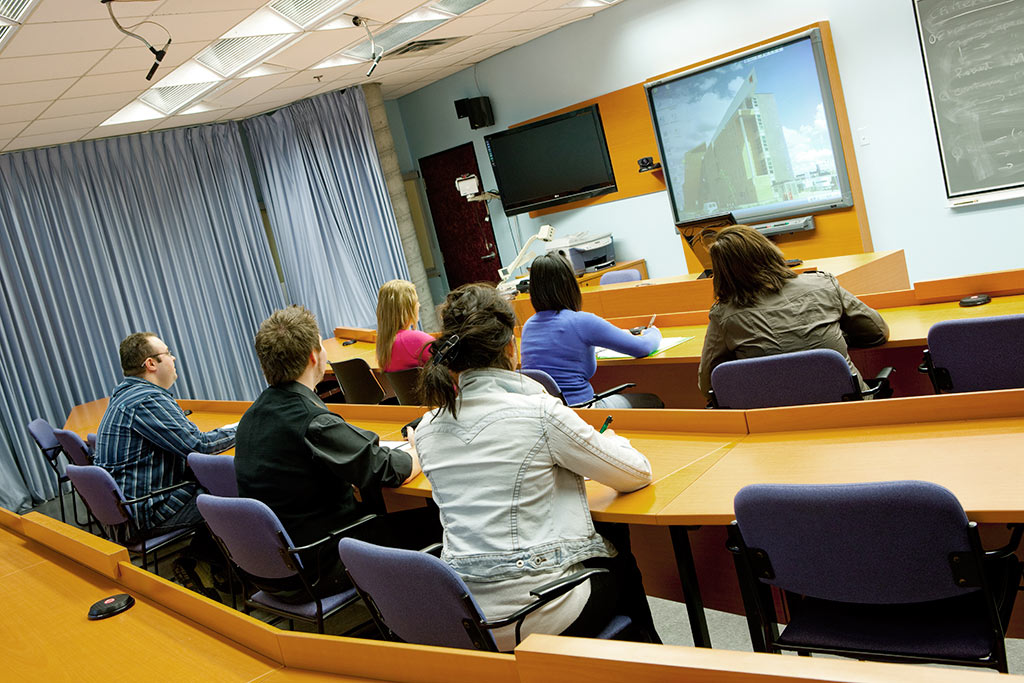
[141, 350, 173, 367]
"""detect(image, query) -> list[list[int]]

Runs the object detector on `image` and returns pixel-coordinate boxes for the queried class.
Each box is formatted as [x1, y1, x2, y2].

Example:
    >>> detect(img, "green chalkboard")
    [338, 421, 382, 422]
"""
[914, 0, 1024, 200]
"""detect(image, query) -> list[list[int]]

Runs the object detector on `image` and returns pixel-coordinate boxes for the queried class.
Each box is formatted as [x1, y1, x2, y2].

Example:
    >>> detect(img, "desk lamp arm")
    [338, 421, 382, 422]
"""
[497, 224, 555, 291]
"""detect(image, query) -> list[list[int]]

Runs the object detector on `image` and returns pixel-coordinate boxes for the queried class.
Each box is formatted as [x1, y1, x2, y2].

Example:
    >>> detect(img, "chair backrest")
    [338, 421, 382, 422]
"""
[519, 368, 564, 402]
[599, 268, 641, 285]
[733, 480, 976, 604]
[196, 494, 301, 579]
[331, 359, 386, 404]
[65, 465, 131, 527]
[337, 537, 496, 650]
[384, 368, 422, 405]
[53, 429, 92, 466]
[710, 349, 858, 409]
[927, 314, 1024, 393]
[188, 453, 238, 497]
[27, 418, 62, 463]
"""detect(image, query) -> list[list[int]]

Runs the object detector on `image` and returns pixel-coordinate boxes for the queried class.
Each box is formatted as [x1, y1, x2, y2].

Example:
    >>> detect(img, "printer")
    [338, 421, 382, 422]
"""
[545, 232, 615, 275]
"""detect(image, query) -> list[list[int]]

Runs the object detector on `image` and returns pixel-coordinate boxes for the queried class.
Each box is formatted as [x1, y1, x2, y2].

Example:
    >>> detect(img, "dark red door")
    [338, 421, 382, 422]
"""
[419, 142, 500, 289]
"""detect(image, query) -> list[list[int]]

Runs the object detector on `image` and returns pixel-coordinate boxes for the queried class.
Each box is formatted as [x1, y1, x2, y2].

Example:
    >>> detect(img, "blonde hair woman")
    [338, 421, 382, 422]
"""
[375, 280, 433, 372]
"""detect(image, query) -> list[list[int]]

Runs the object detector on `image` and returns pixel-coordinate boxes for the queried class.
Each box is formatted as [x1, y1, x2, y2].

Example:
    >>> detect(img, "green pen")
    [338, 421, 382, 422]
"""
[599, 415, 613, 433]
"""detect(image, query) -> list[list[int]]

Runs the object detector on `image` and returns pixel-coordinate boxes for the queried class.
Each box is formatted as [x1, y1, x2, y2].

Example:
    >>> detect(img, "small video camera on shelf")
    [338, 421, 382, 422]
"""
[637, 156, 655, 171]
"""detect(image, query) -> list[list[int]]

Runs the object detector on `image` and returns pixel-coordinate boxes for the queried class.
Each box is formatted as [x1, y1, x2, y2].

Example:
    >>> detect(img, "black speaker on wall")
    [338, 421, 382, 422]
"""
[454, 97, 494, 129]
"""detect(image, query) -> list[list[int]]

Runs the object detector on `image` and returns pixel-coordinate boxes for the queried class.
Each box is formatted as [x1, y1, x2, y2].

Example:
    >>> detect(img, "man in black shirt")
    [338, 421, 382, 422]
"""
[235, 305, 427, 600]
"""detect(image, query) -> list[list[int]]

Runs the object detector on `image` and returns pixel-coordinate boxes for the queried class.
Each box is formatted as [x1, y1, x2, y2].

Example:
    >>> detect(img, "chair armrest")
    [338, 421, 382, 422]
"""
[918, 349, 932, 374]
[570, 383, 636, 409]
[421, 543, 443, 557]
[860, 366, 895, 399]
[479, 568, 610, 630]
[123, 481, 195, 506]
[986, 524, 1024, 559]
[289, 514, 379, 556]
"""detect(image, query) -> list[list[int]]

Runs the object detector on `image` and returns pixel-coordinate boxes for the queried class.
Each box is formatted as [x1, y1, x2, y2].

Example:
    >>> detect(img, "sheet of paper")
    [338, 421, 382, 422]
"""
[220, 421, 239, 430]
[595, 336, 693, 360]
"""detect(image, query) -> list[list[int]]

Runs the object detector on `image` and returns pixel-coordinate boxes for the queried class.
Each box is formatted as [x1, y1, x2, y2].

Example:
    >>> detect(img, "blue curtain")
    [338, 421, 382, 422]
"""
[244, 87, 409, 333]
[0, 124, 284, 512]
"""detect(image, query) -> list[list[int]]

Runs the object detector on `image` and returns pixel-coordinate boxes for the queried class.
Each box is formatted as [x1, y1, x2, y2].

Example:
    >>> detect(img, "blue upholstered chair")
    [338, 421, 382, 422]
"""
[599, 268, 642, 285]
[518, 368, 635, 409]
[53, 429, 93, 466]
[27, 418, 74, 524]
[196, 494, 372, 633]
[920, 314, 1024, 393]
[187, 453, 238, 497]
[337, 537, 633, 651]
[709, 348, 893, 409]
[728, 481, 1022, 672]
[65, 464, 196, 573]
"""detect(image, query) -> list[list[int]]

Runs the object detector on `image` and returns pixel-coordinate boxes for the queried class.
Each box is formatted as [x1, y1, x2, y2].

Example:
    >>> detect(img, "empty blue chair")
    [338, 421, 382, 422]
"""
[187, 453, 238, 497]
[921, 314, 1024, 393]
[599, 268, 642, 285]
[65, 464, 196, 573]
[729, 481, 1021, 672]
[710, 348, 892, 409]
[338, 537, 633, 651]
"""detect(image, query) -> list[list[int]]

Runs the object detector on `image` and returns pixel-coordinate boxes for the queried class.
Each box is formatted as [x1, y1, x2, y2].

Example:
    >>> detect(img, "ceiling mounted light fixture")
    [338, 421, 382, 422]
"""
[100, 0, 172, 81]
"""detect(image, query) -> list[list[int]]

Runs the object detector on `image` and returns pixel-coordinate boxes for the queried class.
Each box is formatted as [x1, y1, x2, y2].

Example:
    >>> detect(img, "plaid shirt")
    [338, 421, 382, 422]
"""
[94, 377, 235, 531]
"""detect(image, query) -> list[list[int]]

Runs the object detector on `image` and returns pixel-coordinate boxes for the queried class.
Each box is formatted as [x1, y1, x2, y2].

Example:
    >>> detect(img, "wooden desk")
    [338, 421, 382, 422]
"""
[511, 250, 908, 324]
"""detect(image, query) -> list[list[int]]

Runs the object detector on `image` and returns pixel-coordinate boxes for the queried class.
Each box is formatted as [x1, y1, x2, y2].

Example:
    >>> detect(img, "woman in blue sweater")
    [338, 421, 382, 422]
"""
[521, 253, 664, 408]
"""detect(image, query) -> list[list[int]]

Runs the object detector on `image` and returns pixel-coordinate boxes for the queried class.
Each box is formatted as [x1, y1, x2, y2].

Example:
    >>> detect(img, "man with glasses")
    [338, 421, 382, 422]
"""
[95, 332, 235, 597]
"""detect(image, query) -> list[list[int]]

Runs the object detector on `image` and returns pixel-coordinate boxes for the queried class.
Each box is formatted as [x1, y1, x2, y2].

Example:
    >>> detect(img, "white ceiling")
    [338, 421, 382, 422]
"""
[0, 0, 619, 153]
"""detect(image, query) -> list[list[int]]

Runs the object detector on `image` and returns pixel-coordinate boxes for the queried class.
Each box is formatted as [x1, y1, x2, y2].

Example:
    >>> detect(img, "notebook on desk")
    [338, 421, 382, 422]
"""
[595, 336, 692, 360]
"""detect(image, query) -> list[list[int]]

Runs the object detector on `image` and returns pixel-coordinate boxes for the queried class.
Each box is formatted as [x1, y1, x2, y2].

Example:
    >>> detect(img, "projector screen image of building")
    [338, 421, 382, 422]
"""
[647, 32, 852, 226]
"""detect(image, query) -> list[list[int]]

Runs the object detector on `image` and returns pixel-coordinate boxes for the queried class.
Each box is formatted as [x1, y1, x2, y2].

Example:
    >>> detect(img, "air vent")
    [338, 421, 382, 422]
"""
[0, 24, 11, 47]
[342, 19, 447, 60]
[140, 82, 219, 115]
[196, 34, 292, 77]
[269, 0, 352, 28]
[0, 0, 35, 22]
[391, 36, 464, 57]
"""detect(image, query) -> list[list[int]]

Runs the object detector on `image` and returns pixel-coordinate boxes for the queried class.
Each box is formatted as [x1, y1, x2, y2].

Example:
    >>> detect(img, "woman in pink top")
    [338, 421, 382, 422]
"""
[375, 280, 434, 372]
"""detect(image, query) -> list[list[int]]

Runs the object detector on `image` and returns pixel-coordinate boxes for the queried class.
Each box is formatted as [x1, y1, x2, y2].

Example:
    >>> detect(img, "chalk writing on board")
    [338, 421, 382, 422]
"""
[915, 0, 1024, 197]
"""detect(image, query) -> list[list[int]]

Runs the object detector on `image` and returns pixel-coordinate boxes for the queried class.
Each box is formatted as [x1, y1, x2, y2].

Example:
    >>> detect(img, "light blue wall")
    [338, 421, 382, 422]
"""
[389, 0, 1024, 286]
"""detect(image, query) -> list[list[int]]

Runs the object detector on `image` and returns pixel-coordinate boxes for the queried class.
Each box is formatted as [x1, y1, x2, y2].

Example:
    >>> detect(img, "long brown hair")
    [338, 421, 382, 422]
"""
[709, 225, 796, 308]
[528, 252, 582, 312]
[375, 280, 419, 370]
[418, 284, 516, 418]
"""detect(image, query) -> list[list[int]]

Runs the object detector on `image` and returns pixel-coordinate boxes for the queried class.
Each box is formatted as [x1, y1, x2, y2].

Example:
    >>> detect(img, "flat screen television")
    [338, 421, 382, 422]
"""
[484, 104, 617, 216]
[645, 28, 853, 228]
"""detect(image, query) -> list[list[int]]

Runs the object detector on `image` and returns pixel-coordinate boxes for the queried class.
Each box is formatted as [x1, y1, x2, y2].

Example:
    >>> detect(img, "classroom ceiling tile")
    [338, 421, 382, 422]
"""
[0, 78, 75, 106]
[5, 126, 92, 152]
[0, 51, 106, 84]
[27, 0, 159, 23]
[467, 0, 548, 15]
[39, 91, 139, 119]
[19, 111, 110, 137]
[350, 0, 425, 25]
[204, 73, 294, 108]
[83, 119, 161, 141]
[61, 71, 153, 99]
[265, 28, 361, 70]
[491, 8, 575, 32]
[0, 100, 50, 125]
[0, 121, 31, 140]
[88, 41, 207, 76]
[417, 12, 508, 40]
[153, 0, 262, 15]
[150, 108, 228, 130]
[0, 20, 123, 58]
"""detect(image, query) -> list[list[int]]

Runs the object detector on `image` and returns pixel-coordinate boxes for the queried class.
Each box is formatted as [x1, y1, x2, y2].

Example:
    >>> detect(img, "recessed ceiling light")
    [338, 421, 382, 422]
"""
[268, 0, 357, 29]
[431, 0, 488, 15]
[398, 8, 454, 23]
[313, 53, 364, 69]
[197, 34, 294, 77]
[101, 101, 165, 127]
[153, 61, 223, 88]
[222, 8, 301, 39]
[238, 63, 292, 78]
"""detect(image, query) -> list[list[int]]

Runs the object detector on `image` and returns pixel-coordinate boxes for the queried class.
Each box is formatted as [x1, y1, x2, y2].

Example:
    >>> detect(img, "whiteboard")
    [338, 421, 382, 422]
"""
[913, 0, 1024, 201]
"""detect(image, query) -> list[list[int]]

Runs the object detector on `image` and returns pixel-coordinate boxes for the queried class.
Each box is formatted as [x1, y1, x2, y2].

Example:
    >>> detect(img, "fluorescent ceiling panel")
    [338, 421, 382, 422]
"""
[140, 81, 220, 115]
[431, 0, 488, 15]
[341, 19, 447, 59]
[0, 0, 36, 22]
[101, 101, 165, 126]
[398, 8, 454, 22]
[196, 34, 294, 76]
[269, 0, 354, 28]
[222, 7, 300, 38]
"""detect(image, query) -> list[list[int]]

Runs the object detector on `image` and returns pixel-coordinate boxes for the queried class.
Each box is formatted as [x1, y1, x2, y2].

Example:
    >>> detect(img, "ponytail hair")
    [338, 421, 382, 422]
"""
[417, 283, 516, 418]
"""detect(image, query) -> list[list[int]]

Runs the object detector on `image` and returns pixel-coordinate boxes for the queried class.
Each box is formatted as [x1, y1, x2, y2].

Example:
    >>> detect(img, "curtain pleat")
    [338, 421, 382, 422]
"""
[0, 123, 284, 512]
[244, 87, 410, 333]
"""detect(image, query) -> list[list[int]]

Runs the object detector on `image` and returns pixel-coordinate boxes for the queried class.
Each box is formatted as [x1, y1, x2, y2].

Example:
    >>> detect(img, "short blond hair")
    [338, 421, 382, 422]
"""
[375, 280, 419, 370]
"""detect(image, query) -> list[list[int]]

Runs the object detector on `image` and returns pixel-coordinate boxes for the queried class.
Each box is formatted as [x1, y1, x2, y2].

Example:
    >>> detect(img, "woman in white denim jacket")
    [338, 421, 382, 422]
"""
[412, 284, 659, 651]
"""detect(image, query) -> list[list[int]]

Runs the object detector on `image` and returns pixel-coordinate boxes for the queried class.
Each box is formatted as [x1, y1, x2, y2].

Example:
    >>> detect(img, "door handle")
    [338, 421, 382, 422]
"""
[481, 251, 496, 260]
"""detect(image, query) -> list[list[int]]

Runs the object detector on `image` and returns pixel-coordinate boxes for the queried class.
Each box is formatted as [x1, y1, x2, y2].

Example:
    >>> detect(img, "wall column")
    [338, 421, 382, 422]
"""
[362, 82, 440, 333]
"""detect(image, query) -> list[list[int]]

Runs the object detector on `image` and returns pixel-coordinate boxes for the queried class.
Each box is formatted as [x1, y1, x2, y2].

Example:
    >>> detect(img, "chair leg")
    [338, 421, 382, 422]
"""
[55, 476, 67, 524]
